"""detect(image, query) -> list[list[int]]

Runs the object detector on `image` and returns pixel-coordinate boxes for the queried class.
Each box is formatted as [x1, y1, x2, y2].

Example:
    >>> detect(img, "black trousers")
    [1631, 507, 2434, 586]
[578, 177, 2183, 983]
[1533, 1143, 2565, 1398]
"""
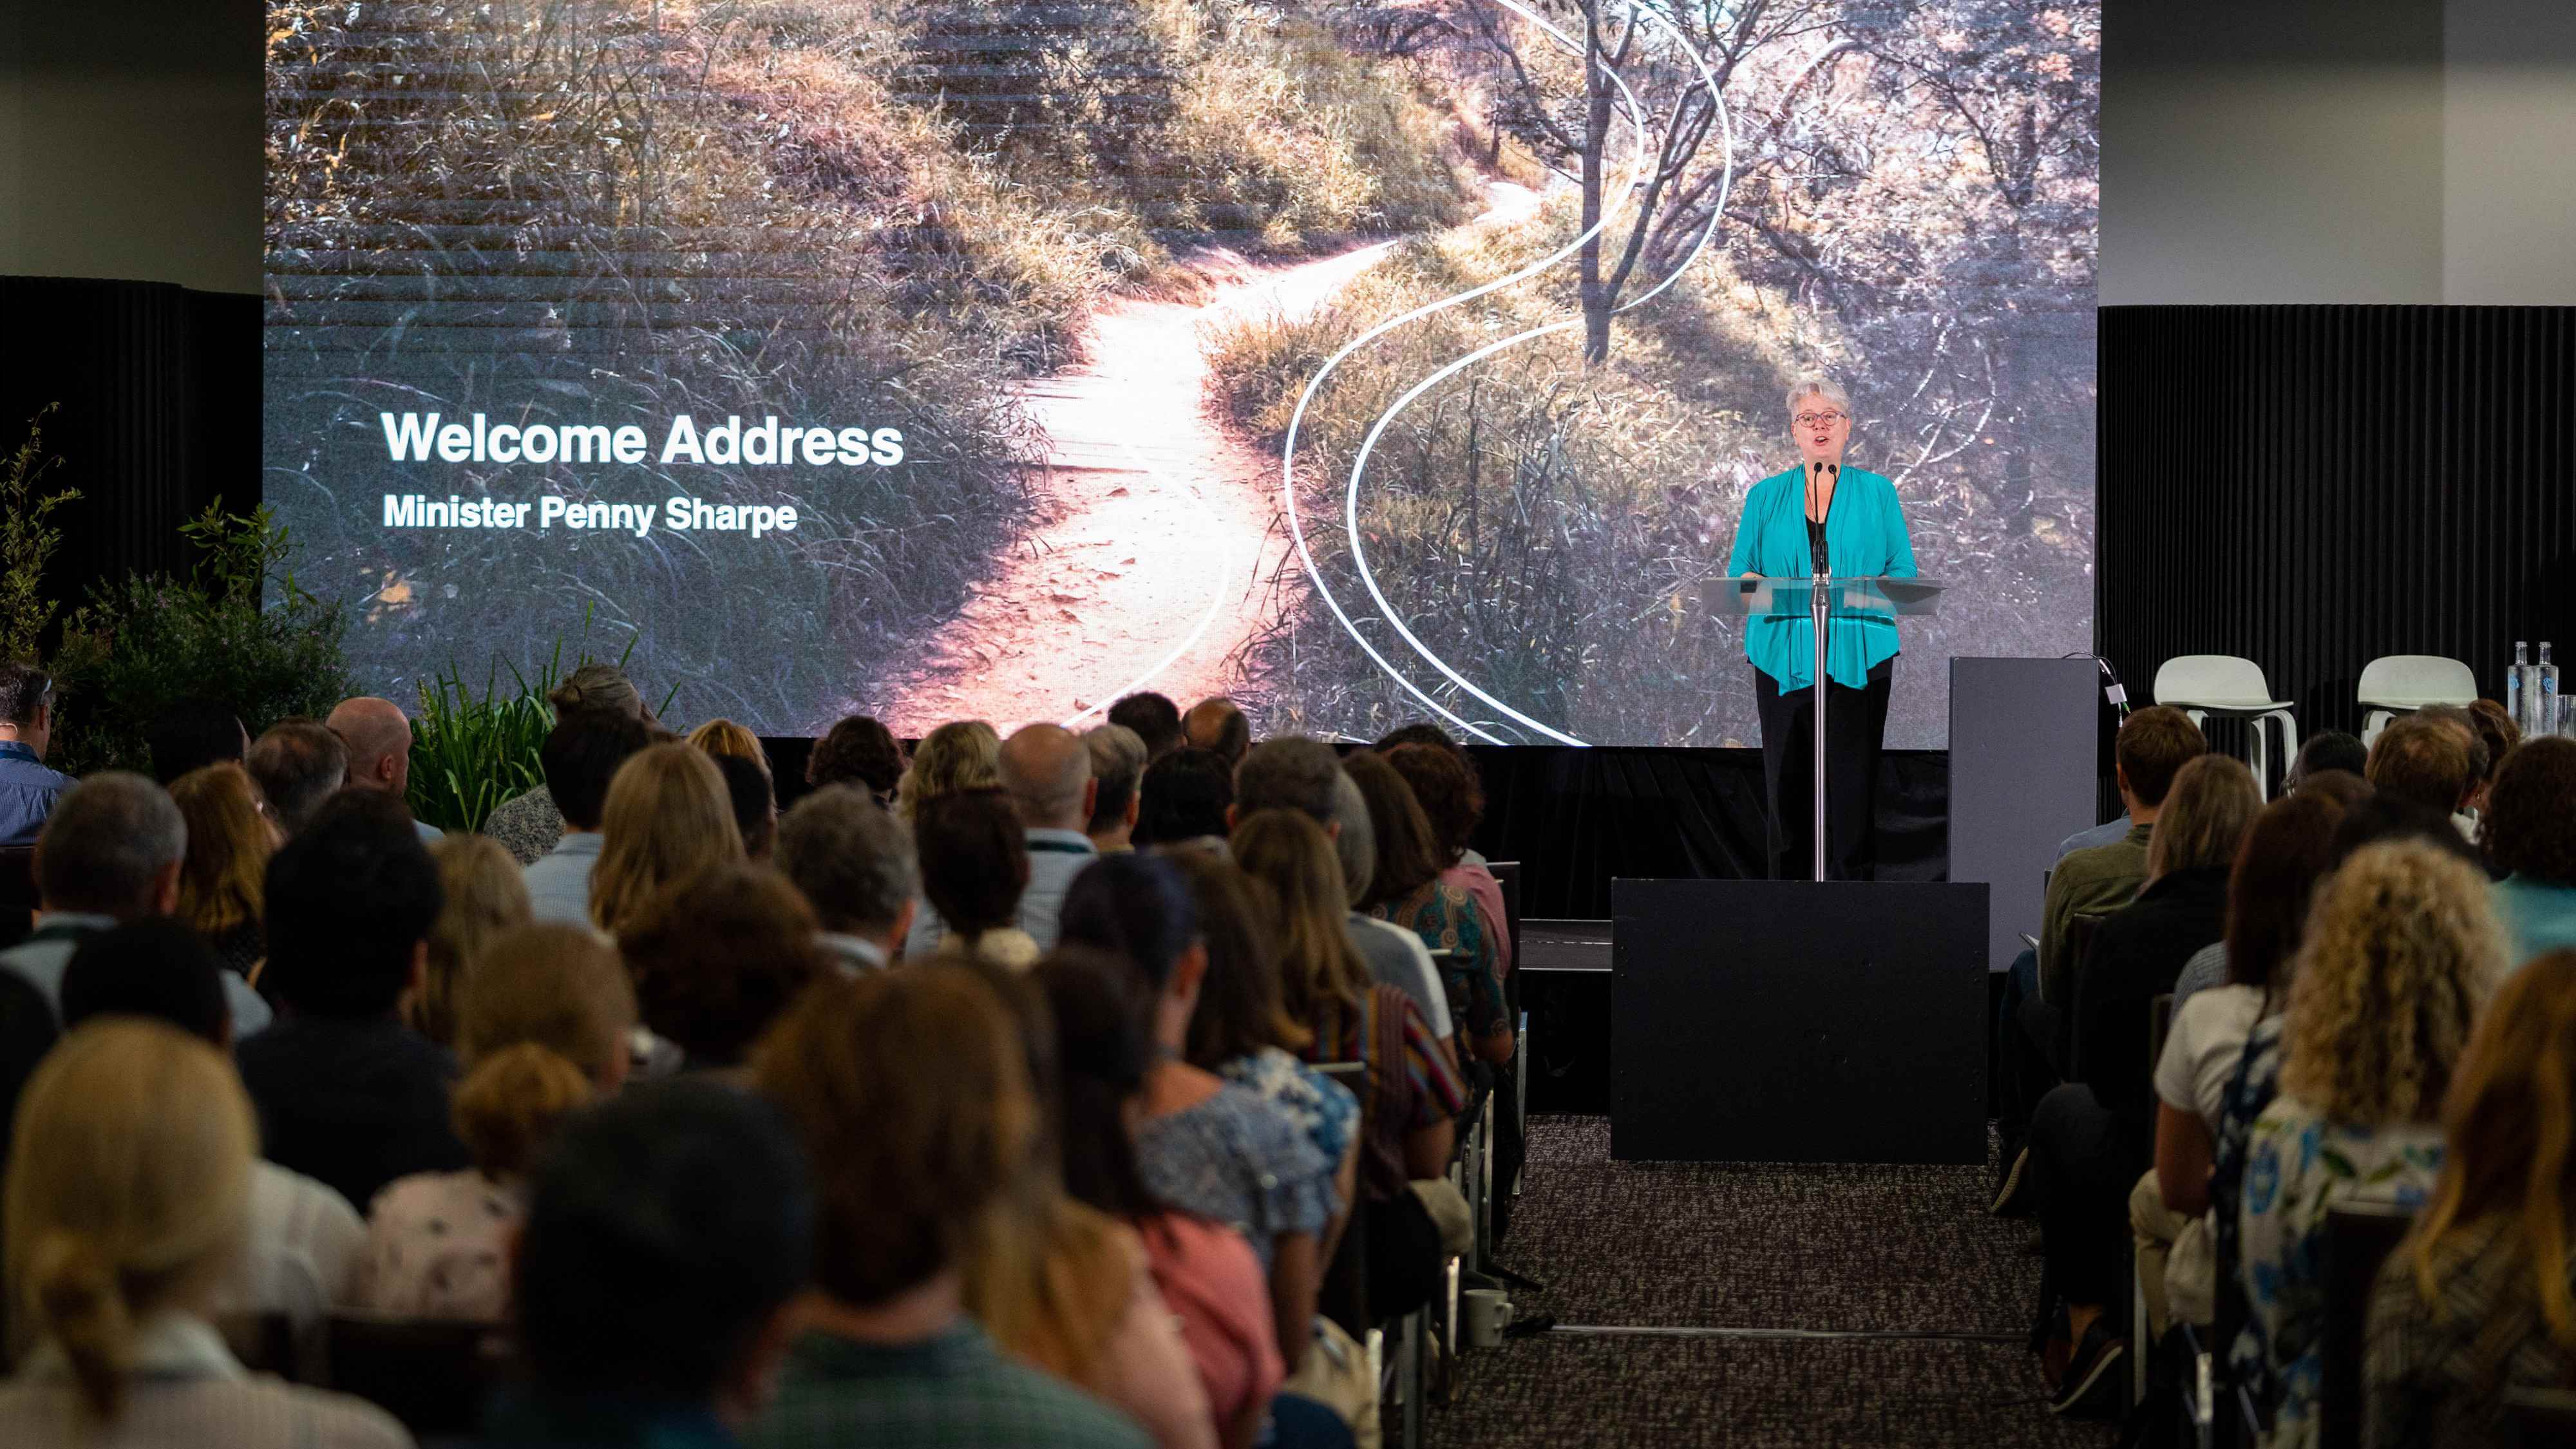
[2027, 1082, 2138, 1316]
[1752, 659, 1893, 880]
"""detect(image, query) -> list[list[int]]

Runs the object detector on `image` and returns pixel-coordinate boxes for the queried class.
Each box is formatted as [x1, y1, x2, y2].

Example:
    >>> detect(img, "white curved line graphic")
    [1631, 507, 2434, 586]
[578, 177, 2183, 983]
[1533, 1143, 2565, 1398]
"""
[1338, 10, 1733, 744]
[1277, 0, 1655, 743]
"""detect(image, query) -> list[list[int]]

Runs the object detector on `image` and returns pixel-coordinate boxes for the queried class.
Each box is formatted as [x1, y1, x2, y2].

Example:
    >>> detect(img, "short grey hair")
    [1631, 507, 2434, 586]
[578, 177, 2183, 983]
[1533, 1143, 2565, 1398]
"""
[35, 772, 187, 916]
[1081, 724, 1150, 833]
[774, 785, 918, 935]
[1330, 770, 1376, 905]
[1785, 376, 1851, 416]
[1234, 737, 1341, 824]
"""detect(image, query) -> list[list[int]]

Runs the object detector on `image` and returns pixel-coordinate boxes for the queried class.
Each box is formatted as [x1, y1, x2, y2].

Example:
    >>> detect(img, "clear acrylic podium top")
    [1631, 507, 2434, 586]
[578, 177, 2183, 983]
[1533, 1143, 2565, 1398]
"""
[1691, 576, 1949, 621]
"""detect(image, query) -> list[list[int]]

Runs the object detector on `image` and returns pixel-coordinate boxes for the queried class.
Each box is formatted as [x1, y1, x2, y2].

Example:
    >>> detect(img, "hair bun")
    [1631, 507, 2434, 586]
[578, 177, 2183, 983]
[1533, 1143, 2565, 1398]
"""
[30, 1229, 135, 1419]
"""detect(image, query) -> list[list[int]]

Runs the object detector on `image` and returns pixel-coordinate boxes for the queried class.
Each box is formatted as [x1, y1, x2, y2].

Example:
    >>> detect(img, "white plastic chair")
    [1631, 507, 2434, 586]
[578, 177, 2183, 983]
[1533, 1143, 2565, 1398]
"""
[2154, 656, 2300, 800]
[2356, 655, 2477, 747]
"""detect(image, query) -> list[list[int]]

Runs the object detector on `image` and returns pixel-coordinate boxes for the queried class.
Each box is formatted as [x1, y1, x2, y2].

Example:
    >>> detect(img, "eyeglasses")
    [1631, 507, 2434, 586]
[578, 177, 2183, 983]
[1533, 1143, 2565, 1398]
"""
[1794, 411, 1848, 428]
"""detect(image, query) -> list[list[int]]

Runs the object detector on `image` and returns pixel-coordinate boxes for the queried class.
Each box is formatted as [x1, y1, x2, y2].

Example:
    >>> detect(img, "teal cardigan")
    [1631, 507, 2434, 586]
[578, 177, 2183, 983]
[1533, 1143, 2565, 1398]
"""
[1723, 464, 1918, 692]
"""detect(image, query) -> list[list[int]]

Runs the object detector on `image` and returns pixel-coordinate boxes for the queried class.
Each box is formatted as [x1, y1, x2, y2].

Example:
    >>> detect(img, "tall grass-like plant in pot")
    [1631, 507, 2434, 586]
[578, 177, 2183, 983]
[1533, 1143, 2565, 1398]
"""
[0, 406, 80, 663]
[406, 623, 668, 834]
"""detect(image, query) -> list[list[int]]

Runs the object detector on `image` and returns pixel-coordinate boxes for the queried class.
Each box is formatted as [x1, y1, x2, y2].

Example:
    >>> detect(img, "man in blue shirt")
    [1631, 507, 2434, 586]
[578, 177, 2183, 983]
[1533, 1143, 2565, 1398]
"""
[0, 663, 71, 848]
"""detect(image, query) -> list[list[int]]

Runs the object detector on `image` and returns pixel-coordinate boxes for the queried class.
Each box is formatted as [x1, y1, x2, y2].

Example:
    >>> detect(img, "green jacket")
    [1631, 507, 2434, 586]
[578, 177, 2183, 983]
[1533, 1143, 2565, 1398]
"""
[2040, 821, 2154, 1005]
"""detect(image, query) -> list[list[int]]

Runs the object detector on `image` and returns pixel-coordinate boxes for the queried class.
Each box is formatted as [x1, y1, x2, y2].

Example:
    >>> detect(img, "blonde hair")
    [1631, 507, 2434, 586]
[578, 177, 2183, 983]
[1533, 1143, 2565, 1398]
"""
[1229, 808, 1371, 1030]
[4, 1022, 256, 1423]
[459, 921, 638, 1084]
[418, 835, 534, 1046]
[451, 1042, 592, 1179]
[168, 763, 271, 938]
[2279, 838, 2504, 1123]
[895, 720, 1002, 824]
[2406, 951, 2576, 1353]
[589, 743, 744, 935]
[687, 719, 771, 776]
[2145, 753, 2262, 881]
[964, 1184, 1138, 1391]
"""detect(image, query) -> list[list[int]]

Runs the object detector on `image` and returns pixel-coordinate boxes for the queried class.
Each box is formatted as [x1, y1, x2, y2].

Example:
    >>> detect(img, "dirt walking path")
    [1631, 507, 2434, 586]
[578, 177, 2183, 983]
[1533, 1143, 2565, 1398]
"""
[885, 182, 1540, 735]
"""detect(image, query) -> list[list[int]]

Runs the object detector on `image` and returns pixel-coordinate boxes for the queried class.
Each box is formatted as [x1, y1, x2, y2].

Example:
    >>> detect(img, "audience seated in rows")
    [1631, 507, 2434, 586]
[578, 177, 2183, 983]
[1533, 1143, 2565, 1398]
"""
[482, 663, 661, 866]
[908, 724, 1099, 957]
[774, 783, 918, 972]
[415, 834, 531, 1048]
[2289, 730, 2370, 793]
[915, 789, 1039, 969]
[145, 697, 250, 786]
[806, 713, 907, 806]
[589, 742, 743, 936]
[2484, 736, 2576, 967]
[893, 717, 1002, 823]
[247, 720, 350, 840]
[237, 791, 468, 1210]
[522, 709, 650, 925]
[621, 862, 827, 1075]
[168, 761, 279, 981]
[0, 1019, 408, 1448]
[326, 696, 440, 844]
[1, 771, 271, 1039]
[1184, 698, 1251, 770]
[0, 662, 69, 848]
[712, 752, 778, 862]
[2367, 949, 2576, 1448]
[748, 965, 1153, 1449]
[2367, 712, 2481, 841]
[1135, 747, 1233, 851]
[2169, 770, 2372, 1012]
[1085, 724, 1150, 855]
[1110, 692, 1187, 761]
[1346, 752, 1511, 1066]
[1382, 743, 1511, 975]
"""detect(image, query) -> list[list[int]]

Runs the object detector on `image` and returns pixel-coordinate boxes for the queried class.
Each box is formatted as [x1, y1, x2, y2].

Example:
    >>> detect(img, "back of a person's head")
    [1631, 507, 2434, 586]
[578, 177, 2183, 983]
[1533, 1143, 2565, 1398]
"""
[60, 921, 229, 1045]
[712, 752, 777, 859]
[1057, 852, 1200, 990]
[1106, 692, 1184, 760]
[263, 791, 444, 1019]
[2289, 767, 2372, 811]
[0, 660, 52, 730]
[541, 710, 653, 832]
[2465, 701, 2520, 784]
[246, 719, 349, 837]
[1233, 736, 1341, 825]
[2146, 753, 2262, 878]
[806, 715, 905, 797]
[775, 784, 918, 936]
[1228, 808, 1365, 1025]
[451, 1042, 592, 1180]
[545, 663, 645, 723]
[2222, 791, 2351, 998]
[895, 719, 1002, 823]
[1165, 848, 1306, 1067]
[2417, 705, 2492, 783]
[168, 763, 272, 938]
[2403, 950, 2576, 1337]
[1343, 751, 1443, 909]
[420, 834, 535, 1047]
[591, 743, 744, 935]
[2114, 706, 2207, 808]
[1081, 724, 1149, 835]
[687, 718, 770, 772]
[2485, 736, 2576, 887]
[1183, 697, 1252, 766]
[459, 921, 637, 1084]
[914, 787, 1029, 940]
[620, 863, 823, 1068]
[1329, 770, 1376, 903]
[1033, 948, 1164, 1219]
[518, 1079, 812, 1399]
[2, 1021, 255, 1424]
[2288, 730, 2369, 787]
[753, 965, 1037, 1307]
[2284, 837, 2503, 1124]
[1383, 742, 1485, 864]
[145, 699, 245, 786]
[2367, 714, 2477, 817]
[35, 772, 186, 919]
[1375, 722, 1461, 755]
[1134, 747, 1233, 848]
[2326, 791, 2481, 873]
[998, 723, 1092, 831]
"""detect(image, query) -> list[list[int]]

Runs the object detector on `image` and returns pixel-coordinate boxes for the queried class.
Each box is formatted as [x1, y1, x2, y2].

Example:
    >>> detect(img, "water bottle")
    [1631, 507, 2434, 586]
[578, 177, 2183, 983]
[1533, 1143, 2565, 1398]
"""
[2510, 641, 2530, 732]
[2543, 641, 2562, 737]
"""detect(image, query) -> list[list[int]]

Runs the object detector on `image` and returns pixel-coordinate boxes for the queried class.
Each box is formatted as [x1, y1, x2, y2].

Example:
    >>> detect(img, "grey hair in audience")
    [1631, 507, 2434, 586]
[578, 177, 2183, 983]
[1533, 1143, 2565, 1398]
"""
[246, 719, 349, 837]
[1786, 375, 1851, 415]
[1329, 769, 1376, 905]
[1233, 737, 1341, 824]
[1082, 724, 1149, 835]
[33, 772, 188, 916]
[775, 784, 920, 936]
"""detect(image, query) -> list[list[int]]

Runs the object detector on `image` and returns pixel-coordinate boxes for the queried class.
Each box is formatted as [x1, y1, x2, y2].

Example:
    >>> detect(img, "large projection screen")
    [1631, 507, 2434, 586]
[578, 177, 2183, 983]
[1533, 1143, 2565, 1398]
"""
[265, 0, 2098, 746]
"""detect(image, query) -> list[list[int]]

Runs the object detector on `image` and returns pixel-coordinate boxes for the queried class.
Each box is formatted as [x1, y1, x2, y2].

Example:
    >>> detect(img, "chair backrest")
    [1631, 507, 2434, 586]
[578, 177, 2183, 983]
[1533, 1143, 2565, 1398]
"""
[327, 1314, 510, 1437]
[0, 844, 35, 951]
[2155, 655, 2274, 708]
[2320, 1200, 2418, 1449]
[1487, 860, 1522, 970]
[1314, 1059, 1368, 1087]
[2355, 655, 2477, 707]
[2506, 1388, 2576, 1448]
[2060, 911, 2109, 1079]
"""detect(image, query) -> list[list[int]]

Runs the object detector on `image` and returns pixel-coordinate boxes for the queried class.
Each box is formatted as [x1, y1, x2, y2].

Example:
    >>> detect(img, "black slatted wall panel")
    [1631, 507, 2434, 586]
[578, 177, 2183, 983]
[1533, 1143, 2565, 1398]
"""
[2099, 306, 2576, 743]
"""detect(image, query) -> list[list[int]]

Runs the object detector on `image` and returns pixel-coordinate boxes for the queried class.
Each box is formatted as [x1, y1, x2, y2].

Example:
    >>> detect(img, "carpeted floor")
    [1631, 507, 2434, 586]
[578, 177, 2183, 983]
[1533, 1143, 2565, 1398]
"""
[1422, 1116, 2120, 1448]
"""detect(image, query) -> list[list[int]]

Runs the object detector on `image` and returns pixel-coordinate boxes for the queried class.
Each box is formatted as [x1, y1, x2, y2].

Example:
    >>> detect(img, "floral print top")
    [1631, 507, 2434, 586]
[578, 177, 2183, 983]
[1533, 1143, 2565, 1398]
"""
[2235, 1097, 2445, 1449]
[1370, 878, 1506, 1046]
[1219, 1045, 1358, 1175]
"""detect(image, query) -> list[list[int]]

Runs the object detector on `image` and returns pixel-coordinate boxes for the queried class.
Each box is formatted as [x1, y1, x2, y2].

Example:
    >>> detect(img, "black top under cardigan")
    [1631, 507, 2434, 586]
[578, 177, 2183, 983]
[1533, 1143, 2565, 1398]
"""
[2072, 864, 2231, 1158]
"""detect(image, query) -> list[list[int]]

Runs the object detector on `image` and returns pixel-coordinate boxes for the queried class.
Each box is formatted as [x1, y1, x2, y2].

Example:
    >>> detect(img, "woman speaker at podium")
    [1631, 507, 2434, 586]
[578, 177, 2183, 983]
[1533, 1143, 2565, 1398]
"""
[1724, 377, 1919, 882]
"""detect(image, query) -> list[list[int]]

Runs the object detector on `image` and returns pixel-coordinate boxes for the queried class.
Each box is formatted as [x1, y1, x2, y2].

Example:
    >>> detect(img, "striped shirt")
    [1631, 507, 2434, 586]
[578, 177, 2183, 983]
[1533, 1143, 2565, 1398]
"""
[742, 1323, 1147, 1449]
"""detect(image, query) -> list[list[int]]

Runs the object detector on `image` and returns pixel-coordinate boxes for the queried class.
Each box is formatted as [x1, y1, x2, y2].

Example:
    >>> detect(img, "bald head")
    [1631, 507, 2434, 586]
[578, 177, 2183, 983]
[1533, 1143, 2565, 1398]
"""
[999, 723, 1096, 832]
[328, 696, 415, 797]
[1183, 697, 1251, 768]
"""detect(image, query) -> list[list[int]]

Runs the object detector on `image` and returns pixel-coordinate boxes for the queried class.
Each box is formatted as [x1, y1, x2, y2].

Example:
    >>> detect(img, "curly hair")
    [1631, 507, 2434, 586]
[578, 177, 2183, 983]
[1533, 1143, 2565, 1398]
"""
[895, 720, 1002, 824]
[807, 715, 905, 797]
[2486, 736, 2576, 887]
[1383, 743, 1486, 864]
[2279, 838, 2505, 1124]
